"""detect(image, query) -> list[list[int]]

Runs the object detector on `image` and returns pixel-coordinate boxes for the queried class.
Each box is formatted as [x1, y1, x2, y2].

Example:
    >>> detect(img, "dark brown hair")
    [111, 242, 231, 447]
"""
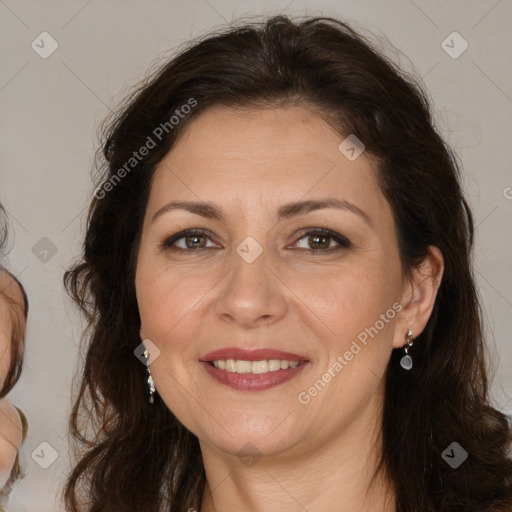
[64, 15, 512, 511]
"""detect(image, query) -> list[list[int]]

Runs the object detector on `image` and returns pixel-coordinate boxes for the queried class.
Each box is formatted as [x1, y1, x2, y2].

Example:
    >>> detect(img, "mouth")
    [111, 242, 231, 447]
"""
[199, 347, 310, 391]
[205, 358, 302, 373]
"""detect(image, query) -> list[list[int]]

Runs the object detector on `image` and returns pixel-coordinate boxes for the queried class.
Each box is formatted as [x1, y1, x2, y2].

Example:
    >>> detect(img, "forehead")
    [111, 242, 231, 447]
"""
[162, 105, 364, 170]
[147, 105, 387, 221]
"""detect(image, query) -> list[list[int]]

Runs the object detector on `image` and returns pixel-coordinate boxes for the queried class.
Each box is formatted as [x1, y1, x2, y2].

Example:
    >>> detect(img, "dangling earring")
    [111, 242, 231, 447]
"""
[143, 349, 156, 404]
[400, 329, 414, 370]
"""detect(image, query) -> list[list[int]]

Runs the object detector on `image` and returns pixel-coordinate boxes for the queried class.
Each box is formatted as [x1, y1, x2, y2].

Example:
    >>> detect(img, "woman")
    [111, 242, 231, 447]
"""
[0, 205, 28, 506]
[64, 15, 512, 511]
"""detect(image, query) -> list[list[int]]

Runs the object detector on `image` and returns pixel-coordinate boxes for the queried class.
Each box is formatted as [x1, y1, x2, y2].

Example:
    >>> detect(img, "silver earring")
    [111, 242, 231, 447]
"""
[143, 349, 156, 404]
[400, 329, 414, 370]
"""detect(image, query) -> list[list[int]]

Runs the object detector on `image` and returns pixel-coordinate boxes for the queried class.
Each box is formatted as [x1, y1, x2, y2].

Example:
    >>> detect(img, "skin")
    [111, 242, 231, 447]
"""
[135, 105, 444, 512]
[0, 271, 24, 488]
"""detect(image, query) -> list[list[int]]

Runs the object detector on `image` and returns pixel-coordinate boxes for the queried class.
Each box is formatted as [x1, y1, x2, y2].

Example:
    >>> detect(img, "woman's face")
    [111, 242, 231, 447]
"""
[135, 105, 414, 459]
[0, 271, 25, 387]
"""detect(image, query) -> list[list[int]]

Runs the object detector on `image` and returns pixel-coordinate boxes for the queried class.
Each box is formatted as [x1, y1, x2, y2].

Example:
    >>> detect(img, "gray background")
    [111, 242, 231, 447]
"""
[1, 0, 511, 510]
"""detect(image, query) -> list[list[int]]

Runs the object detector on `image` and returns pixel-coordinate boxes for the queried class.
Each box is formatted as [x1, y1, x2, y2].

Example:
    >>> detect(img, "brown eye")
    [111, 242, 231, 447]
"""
[291, 229, 351, 252]
[162, 229, 219, 251]
[308, 234, 331, 250]
[183, 234, 207, 249]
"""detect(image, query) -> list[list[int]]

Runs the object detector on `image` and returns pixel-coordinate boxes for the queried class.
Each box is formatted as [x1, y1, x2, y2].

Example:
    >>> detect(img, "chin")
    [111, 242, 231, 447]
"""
[197, 422, 300, 460]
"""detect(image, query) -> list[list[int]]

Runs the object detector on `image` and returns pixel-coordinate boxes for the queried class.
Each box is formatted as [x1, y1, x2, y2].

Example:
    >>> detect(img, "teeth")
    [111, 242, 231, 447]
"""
[236, 360, 252, 373]
[211, 359, 301, 373]
[268, 359, 281, 371]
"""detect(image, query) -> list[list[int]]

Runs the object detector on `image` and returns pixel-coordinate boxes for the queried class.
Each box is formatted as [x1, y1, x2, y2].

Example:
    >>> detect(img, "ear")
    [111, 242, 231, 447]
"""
[139, 326, 146, 341]
[392, 245, 444, 349]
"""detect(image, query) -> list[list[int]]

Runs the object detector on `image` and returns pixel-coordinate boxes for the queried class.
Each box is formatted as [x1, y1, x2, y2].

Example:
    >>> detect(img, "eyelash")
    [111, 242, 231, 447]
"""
[161, 228, 351, 253]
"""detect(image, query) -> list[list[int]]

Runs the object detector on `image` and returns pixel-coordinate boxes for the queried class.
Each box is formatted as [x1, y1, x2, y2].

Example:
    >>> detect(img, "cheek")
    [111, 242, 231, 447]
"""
[136, 273, 226, 435]
[296, 272, 398, 409]
[135, 260, 214, 351]
[293, 262, 401, 389]
[293, 261, 396, 330]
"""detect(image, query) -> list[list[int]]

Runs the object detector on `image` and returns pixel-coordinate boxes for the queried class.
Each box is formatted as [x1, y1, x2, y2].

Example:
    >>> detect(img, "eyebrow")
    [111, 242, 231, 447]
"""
[151, 198, 372, 227]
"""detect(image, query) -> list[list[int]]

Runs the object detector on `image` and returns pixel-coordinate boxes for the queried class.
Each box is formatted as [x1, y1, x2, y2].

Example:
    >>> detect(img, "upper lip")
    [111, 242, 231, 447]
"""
[200, 347, 308, 362]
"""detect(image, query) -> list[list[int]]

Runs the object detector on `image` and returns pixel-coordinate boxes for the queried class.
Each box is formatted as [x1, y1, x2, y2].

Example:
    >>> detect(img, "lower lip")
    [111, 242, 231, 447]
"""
[199, 361, 309, 391]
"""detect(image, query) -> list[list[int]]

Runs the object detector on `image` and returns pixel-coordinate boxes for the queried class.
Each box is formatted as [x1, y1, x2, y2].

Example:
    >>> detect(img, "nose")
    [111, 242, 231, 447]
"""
[214, 247, 288, 329]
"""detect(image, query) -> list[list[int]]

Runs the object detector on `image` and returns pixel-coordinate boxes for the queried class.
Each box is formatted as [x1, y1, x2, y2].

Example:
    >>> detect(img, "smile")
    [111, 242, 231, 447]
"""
[210, 359, 300, 373]
[199, 347, 309, 390]
[200, 359, 309, 391]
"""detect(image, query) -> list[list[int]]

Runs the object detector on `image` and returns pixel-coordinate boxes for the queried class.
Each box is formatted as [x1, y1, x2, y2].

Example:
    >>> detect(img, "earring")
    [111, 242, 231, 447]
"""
[400, 329, 414, 370]
[143, 349, 156, 404]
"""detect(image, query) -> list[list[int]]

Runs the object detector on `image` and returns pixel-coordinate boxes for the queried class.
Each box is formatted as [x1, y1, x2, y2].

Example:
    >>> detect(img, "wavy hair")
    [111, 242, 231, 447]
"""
[64, 15, 512, 511]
